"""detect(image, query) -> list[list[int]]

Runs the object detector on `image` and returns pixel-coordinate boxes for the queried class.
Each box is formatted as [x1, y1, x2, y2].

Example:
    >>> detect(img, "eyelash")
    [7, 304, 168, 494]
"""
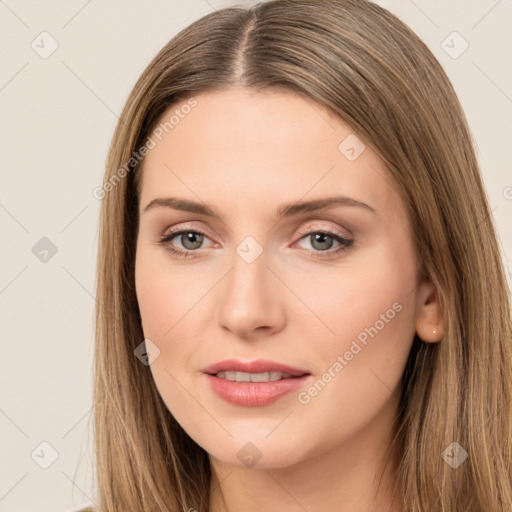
[158, 226, 353, 260]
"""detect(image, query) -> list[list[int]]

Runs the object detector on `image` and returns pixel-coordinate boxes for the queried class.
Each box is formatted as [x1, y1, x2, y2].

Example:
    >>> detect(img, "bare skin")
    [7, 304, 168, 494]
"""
[134, 88, 444, 512]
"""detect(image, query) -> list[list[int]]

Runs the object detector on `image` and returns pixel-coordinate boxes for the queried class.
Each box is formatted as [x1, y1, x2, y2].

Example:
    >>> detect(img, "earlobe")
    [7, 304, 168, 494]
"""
[415, 280, 444, 343]
[420, 325, 443, 343]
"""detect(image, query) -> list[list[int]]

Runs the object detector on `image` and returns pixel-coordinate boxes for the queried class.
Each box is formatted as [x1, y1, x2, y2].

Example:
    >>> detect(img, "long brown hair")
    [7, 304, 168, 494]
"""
[92, 0, 512, 510]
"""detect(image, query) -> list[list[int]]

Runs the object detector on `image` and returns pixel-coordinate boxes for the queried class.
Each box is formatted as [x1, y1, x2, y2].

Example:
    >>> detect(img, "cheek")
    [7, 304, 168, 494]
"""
[135, 248, 209, 428]
[135, 245, 205, 339]
[134, 247, 196, 381]
[293, 244, 417, 426]
[288, 241, 416, 344]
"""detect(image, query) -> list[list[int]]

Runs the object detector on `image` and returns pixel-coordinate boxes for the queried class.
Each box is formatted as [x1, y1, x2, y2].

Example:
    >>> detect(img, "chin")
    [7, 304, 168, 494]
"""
[204, 435, 309, 470]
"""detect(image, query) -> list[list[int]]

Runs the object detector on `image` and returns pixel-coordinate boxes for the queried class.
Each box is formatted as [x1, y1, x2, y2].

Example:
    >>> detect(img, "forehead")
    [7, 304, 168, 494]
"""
[139, 88, 401, 220]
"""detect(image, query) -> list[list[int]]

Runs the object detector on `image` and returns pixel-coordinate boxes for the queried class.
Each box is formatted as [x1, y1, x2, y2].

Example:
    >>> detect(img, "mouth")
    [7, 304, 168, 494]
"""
[202, 359, 312, 407]
[202, 358, 310, 377]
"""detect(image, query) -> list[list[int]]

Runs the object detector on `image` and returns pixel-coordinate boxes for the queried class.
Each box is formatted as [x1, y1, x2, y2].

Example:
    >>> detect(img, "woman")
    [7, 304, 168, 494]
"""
[89, 0, 512, 510]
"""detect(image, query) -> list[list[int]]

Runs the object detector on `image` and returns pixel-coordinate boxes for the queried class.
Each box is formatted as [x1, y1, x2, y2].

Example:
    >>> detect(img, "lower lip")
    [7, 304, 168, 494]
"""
[204, 373, 311, 407]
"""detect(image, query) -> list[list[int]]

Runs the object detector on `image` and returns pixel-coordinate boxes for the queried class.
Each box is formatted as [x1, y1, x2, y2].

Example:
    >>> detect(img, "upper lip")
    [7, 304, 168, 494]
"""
[202, 359, 310, 377]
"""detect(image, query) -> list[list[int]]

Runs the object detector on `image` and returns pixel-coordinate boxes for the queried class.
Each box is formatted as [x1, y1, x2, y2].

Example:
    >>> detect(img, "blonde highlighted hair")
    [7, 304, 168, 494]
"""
[91, 0, 512, 510]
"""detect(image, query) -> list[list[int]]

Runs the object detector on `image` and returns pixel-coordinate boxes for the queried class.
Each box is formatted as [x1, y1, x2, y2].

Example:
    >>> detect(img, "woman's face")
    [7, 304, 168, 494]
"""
[135, 88, 428, 469]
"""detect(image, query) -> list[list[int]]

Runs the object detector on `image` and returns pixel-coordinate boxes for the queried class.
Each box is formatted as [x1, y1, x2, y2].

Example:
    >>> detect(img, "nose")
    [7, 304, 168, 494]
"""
[216, 242, 286, 339]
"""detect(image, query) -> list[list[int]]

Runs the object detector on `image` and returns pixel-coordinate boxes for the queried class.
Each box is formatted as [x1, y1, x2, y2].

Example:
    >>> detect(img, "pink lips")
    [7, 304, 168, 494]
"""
[202, 359, 312, 407]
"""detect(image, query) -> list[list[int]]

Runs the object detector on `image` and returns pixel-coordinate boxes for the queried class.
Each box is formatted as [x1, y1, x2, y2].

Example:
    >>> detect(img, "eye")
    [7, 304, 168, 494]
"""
[294, 228, 353, 258]
[158, 229, 212, 258]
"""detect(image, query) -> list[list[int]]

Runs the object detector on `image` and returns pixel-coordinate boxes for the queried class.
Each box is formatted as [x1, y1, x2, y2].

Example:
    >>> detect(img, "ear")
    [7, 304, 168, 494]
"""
[415, 279, 444, 343]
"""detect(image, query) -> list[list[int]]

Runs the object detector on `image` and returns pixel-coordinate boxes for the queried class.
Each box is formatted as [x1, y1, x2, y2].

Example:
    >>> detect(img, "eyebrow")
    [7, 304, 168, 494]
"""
[142, 195, 377, 218]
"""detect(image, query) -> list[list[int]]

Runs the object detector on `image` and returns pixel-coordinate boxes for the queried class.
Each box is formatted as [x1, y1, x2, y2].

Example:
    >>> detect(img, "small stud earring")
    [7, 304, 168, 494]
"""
[433, 329, 436, 335]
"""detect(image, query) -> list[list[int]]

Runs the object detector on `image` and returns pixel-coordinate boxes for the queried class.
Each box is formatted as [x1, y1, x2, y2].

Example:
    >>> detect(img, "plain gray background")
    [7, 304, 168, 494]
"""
[1, 1, 511, 511]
